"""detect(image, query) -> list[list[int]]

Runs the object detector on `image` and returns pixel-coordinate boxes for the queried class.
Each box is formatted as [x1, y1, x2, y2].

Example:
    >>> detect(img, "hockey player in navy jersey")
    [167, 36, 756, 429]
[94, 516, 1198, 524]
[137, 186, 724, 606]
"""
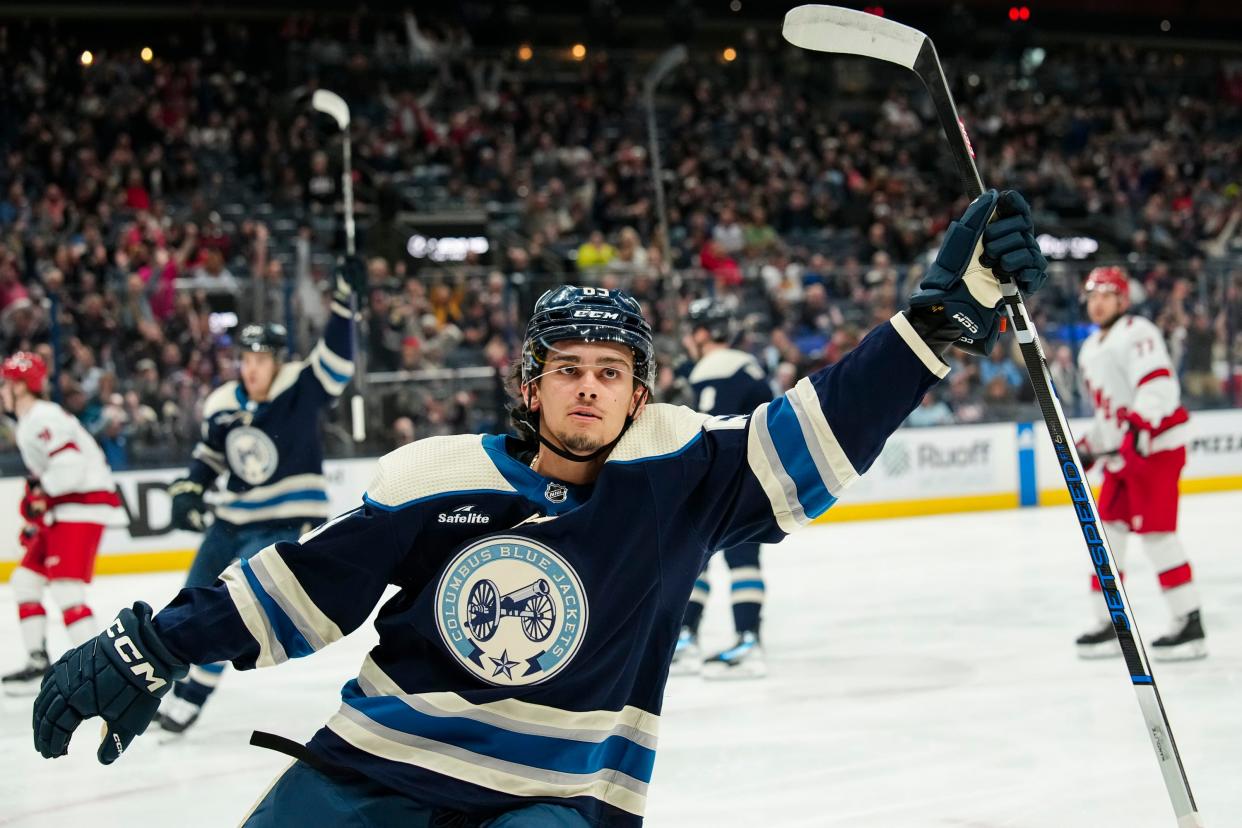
[153, 258, 362, 735]
[671, 298, 775, 679]
[33, 191, 1046, 827]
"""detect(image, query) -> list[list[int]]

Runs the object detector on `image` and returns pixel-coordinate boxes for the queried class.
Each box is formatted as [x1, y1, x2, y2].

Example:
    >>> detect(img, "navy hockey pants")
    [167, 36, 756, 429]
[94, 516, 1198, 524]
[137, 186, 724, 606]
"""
[243, 761, 591, 828]
[174, 518, 310, 706]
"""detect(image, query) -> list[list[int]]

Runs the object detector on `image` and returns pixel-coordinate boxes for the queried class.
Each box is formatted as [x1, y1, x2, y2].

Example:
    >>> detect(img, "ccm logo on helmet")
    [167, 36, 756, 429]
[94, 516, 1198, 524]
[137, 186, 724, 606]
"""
[107, 617, 167, 693]
[572, 310, 620, 320]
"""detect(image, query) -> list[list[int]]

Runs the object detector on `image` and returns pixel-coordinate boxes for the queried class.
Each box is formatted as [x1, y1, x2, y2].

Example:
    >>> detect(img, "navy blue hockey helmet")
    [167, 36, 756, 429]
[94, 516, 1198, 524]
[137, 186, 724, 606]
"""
[521, 286, 655, 390]
[686, 297, 734, 343]
[238, 322, 288, 356]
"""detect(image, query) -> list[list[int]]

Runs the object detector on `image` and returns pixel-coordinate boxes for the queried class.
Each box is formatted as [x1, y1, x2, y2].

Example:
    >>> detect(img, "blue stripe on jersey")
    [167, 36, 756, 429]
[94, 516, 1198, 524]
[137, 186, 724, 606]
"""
[363, 489, 515, 513]
[764, 396, 837, 519]
[226, 489, 330, 510]
[693, 579, 710, 592]
[318, 354, 351, 385]
[730, 580, 764, 591]
[239, 557, 315, 659]
[341, 681, 656, 784]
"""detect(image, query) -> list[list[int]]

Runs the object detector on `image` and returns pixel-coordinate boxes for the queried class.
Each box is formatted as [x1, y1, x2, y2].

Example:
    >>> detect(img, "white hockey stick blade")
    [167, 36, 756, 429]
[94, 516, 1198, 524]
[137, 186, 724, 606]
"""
[782, 5, 927, 70]
[312, 89, 350, 130]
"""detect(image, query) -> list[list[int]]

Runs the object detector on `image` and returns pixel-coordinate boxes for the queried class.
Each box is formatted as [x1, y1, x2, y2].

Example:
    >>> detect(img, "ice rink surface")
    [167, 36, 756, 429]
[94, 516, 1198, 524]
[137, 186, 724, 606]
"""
[2, 493, 1239, 827]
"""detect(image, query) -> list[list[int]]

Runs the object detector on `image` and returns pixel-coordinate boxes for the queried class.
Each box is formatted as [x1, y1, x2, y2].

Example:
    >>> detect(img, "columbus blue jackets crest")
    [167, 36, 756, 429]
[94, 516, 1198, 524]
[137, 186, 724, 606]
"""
[435, 536, 588, 687]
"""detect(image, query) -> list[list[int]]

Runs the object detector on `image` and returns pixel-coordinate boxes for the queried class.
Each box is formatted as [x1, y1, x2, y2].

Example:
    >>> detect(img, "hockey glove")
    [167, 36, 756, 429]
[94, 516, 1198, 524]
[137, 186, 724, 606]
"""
[332, 254, 367, 310]
[168, 478, 207, 532]
[908, 190, 1048, 356]
[21, 478, 48, 521]
[33, 601, 187, 764]
[1075, 439, 1098, 473]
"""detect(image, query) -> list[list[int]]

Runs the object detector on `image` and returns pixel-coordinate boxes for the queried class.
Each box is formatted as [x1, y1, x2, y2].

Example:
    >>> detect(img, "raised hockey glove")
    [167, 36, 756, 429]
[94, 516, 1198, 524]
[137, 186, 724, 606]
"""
[33, 602, 187, 764]
[908, 189, 1048, 356]
[168, 478, 207, 532]
[332, 254, 367, 310]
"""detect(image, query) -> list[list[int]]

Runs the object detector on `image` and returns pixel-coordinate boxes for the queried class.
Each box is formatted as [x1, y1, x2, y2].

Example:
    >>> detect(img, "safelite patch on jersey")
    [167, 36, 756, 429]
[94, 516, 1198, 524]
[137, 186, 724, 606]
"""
[435, 536, 588, 687]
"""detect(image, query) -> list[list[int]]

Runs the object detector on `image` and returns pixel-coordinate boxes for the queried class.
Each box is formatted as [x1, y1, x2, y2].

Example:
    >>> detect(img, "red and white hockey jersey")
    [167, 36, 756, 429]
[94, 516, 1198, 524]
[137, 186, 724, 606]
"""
[1078, 314, 1189, 463]
[15, 400, 128, 526]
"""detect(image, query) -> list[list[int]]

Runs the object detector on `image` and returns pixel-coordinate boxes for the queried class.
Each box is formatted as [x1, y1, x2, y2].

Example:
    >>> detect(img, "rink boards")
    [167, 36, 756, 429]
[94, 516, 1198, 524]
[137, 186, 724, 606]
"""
[3, 409, 1242, 577]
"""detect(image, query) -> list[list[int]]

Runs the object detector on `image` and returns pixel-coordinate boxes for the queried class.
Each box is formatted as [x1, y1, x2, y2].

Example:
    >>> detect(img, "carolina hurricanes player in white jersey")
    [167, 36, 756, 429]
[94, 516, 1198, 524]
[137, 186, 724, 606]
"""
[1074, 266, 1205, 660]
[1, 352, 128, 694]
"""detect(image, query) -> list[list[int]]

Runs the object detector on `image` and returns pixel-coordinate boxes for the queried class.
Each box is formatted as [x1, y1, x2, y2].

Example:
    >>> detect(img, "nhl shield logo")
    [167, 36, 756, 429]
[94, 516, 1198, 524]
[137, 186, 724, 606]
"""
[435, 536, 588, 687]
[544, 482, 568, 504]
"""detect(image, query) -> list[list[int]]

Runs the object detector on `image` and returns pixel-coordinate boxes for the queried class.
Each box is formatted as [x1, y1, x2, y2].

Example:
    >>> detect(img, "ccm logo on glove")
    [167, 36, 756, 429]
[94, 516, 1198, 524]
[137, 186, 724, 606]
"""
[107, 618, 168, 693]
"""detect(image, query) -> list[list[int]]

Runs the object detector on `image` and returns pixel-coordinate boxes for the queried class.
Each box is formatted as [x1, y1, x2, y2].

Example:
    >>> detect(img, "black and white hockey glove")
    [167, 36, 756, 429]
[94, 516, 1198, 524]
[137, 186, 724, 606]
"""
[331, 254, 367, 312]
[908, 189, 1047, 356]
[168, 478, 207, 532]
[33, 602, 187, 764]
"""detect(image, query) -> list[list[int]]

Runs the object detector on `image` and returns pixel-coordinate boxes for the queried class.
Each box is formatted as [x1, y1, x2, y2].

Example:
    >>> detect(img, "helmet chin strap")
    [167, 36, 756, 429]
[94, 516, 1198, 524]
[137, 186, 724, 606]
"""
[527, 388, 649, 464]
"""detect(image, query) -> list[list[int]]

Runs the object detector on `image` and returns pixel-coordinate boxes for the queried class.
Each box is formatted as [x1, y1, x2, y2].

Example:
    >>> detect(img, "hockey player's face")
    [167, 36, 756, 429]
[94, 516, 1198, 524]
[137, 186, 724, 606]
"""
[1086, 290, 1125, 327]
[241, 351, 280, 401]
[530, 341, 644, 453]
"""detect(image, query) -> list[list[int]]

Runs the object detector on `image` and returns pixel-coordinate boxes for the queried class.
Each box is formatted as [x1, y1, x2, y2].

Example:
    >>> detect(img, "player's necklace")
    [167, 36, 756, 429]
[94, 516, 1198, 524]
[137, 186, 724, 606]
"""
[529, 453, 540, 473]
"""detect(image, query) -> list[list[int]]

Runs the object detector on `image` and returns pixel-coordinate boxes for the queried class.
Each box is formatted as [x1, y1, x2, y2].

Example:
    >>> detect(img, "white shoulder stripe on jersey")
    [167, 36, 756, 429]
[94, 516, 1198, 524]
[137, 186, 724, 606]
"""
[247, 547, 344, 652]
[687, 348, 763, 384]
[326, 708, 648, 816]
[790, 377, 858, 494]
[608, 403, 709, 464]
[266, 362, 304, 402]
[889, 312, 951, 379]
[220, 561, 287, 668]
[746, 403, 805, 534]
[202, 381, 242, 418]
[368, 435, 517, 508]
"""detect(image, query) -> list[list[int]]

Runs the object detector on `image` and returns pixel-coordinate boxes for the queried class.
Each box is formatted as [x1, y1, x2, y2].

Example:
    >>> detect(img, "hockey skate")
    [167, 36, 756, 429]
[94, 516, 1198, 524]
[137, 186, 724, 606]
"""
[669, 627, 701, 676]
[702, 632, 766, 680]
[1, 650, 49, 696]
[155, 694, 203, 736]
[1075, 621, 1122, 659]
[1150, 611, 1207, 661]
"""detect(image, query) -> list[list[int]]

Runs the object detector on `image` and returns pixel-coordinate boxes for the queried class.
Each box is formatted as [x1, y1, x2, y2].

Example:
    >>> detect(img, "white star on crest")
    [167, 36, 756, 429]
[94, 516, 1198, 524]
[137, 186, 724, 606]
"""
[489, 649, 520, 680]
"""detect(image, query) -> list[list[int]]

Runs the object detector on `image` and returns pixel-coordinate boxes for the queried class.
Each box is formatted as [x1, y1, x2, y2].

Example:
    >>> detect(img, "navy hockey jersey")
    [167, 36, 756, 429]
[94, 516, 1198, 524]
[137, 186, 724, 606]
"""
[688, 346, 773, 416]
[152, 314, 948, 825]
[185, 305, 354, 526]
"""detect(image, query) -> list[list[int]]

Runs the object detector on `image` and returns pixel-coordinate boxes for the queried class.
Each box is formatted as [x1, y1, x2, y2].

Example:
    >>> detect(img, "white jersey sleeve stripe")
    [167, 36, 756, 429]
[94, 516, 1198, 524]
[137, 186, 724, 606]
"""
[890, 312, 951, 379]
[248, 547, 344, 652]
[790, 377, 859, 495]
[746, 403, 806, 534]
[220, 560, 288, 668]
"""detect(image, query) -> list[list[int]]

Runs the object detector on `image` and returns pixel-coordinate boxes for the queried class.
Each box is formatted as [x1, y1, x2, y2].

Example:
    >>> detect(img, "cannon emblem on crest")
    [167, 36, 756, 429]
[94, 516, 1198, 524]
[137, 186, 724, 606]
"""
[467, 579, 556, 642]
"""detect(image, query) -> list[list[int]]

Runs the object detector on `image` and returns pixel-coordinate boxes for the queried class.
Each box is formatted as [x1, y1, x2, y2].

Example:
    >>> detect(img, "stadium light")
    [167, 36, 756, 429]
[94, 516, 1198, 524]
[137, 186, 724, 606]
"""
[722, 47, 738, 62]
[80, 50, 94, 67]
[141, 47, 154, 63]
[571, 43, 587, 61]
[729, 0, 741, 11]
[517, 44, 533, 61]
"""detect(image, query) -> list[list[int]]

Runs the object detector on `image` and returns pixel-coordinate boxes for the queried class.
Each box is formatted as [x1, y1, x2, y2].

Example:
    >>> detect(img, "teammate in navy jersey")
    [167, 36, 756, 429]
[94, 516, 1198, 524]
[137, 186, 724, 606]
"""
[153, 258, 361, 734]
[671, 298, 775, 679]
[33, 191, 1046, 827]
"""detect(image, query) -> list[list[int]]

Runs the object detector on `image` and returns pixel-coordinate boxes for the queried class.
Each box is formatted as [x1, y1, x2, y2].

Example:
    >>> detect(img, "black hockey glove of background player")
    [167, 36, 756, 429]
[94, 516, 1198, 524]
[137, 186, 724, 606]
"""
[33, 601, 187, 764]
[168, 478, 207, 532]
[907, 189, 1048, 356]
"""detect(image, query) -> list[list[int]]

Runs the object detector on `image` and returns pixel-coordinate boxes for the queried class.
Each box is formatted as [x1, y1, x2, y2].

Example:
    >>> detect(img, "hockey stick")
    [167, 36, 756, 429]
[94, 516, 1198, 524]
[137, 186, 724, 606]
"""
[312, 89, 366, 444]
[782, 7, 1203, 827]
